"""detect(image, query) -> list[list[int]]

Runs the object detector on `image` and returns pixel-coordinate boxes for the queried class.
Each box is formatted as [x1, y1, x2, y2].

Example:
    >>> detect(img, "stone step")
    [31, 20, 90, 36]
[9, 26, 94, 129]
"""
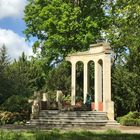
[29, 120, 107, 126]
[39, 116, 108, 120]
[40, 110, 107, 115]
[39, 113, 107, 116]
[39, 113, 108, 117]
[38, 117, 108, 121]
[39, 114, 107, 117]
[31, 119, 107, 123]
[29, 110, 109, 128]
[28, 123, 107, 128]
[39, 111, 107, 117]
[106, 120, 120, 127]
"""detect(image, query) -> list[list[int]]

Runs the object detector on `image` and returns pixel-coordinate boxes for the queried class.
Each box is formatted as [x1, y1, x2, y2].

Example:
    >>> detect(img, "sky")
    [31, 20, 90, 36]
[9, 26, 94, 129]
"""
[0, 0, 33, 60]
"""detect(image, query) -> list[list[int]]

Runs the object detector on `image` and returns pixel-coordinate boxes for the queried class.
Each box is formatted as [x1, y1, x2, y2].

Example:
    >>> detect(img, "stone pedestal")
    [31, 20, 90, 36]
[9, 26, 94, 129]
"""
[106, 101, 114, 120]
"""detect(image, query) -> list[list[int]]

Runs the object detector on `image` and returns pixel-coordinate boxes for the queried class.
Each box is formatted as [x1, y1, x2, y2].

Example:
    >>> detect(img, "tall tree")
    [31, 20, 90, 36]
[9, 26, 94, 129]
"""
[0, 45, 11, 104]
[9, 52, 45, 97]
[0, 44, 10, 70]
[24, 0, 108, 69]
[45, 61, 71, 95]
[105, 0, 140, 115]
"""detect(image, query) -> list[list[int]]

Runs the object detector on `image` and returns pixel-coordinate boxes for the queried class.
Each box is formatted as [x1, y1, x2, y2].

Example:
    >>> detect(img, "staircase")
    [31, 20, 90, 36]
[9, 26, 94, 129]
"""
[29, 110, 111, 129]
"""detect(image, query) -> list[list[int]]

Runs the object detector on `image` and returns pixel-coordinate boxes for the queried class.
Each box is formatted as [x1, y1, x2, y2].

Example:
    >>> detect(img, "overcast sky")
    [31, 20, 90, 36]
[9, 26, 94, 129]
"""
[0, 0, 33, 60]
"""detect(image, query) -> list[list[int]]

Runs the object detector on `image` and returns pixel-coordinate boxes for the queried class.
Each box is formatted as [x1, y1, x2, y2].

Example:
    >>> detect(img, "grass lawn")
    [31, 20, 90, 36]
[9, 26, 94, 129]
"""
[0, 129, 140, 140]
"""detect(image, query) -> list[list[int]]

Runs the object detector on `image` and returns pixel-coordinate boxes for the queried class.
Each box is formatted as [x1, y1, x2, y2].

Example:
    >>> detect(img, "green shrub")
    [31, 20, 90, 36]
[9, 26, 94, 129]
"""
[0, 95, 31, 113]
[0, 111, 26, 125]
[120, 118, 140, 126]
[46, 91, 57, 103]
[62, 95, 71, 105]
[0, 95, 31, 120]
[117, 111, 140, 126]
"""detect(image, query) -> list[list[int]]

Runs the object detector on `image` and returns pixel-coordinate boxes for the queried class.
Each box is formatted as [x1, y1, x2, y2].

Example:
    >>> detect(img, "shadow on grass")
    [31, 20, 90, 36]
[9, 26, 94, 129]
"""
[0, 129, 140, 140]
[61, 131, 140, 140]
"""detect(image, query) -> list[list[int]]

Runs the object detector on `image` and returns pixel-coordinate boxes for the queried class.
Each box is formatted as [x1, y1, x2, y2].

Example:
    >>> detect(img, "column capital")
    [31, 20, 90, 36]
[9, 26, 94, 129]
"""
[94, 59, 100, 65]
[83, 60, 88, 64]
[71, 61, 77, 65]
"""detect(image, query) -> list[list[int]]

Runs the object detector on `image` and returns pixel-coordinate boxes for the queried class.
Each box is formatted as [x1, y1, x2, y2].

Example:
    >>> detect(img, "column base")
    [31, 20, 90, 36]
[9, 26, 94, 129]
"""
[91, 102, 103, 111]
[106, 101, 114, 120]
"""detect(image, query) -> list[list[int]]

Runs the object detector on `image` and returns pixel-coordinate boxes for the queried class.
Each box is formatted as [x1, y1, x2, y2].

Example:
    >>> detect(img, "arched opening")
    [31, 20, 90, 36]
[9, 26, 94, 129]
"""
[76, 61, 84, 102]
[63, 61, 72, 96]
[88, 60, 95, 103]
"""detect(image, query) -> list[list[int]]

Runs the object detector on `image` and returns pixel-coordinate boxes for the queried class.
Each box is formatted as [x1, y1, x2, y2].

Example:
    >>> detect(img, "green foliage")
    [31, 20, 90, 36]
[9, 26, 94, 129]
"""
[46, 91, 57, 103]
[8, 53, 45, 97]
[117, 111, 140, 126]
[0, 111, 26, 125]
[0, 45, 13, 104]
[27, 58, 46, 91]
[103, 1, 140, 116]
[62, 95, 71, 105]
[0, 131, 23, 140]
[0, 95, 31, 113]
[120, 119, 140, 126]
[24, 0, 108, 68]
[76, 61, 83, 97]
[45, 61, 71, 95]
[0, 44, 10, 69]
[61, 95, 71, 110]
[112, 64, 140, 116]
[0, 50, 45, 100]
[0, 47, 46, 120]
[107, 0, 140, 49]
[1, 130, 140, 140]
[122, 111, 140, 119]
[0, 95, 31, 121]
[45, 91, 58, 110]
[105, 129, 121, 134]
[35, 129, 61, 140]
[104, 1, 140, 116]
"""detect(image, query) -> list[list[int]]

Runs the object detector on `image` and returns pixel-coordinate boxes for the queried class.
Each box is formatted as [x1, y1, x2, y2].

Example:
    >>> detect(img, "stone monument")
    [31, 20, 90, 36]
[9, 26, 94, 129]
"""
[66, 43, 114, 120]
